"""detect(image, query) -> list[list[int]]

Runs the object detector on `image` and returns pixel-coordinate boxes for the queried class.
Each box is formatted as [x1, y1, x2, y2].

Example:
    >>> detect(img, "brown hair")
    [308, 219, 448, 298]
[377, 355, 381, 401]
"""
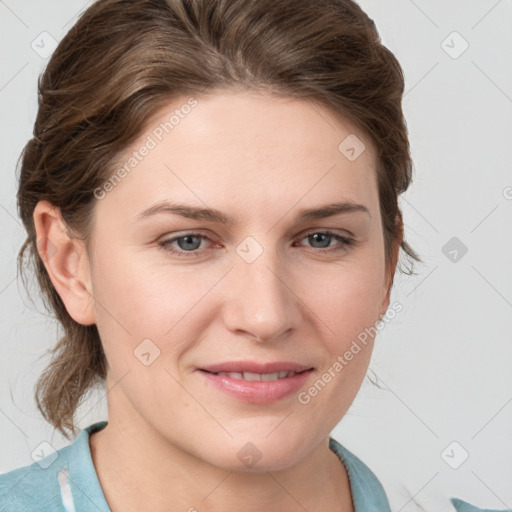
[17, 0, 421, 439]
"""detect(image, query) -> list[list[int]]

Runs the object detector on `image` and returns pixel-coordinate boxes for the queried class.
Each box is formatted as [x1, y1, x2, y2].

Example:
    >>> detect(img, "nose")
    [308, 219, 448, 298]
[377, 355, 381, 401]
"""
[222, 247, 302, 343]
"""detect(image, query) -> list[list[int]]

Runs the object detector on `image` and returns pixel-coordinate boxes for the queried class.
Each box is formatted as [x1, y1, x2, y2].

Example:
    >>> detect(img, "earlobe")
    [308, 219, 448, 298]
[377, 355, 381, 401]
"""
[33, 200, 96, 326]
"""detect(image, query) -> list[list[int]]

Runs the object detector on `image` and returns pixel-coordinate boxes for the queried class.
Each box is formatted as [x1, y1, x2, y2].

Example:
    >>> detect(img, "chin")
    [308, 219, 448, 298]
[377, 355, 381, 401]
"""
[206, 435, 309, 473]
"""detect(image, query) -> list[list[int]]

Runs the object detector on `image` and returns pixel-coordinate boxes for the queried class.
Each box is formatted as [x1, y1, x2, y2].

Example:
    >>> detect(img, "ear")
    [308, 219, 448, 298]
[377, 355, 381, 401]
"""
[33, 200, 95, 326]
[378, 213, 403, 318]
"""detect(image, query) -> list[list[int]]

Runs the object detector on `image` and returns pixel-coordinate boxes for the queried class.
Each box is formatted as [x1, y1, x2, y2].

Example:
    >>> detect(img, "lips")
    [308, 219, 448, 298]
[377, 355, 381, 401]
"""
[210, 370, 298, 381]
[199, 361, 313, 374]
[196, 361, 314, 403]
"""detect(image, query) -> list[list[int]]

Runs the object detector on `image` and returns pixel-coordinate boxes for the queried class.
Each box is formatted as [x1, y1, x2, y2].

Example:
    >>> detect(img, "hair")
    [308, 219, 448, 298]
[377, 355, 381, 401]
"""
[17, 0, 422, 439]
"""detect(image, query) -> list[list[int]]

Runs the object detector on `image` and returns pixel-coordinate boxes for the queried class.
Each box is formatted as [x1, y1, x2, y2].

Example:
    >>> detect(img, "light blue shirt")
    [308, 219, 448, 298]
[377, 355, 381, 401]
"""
[0, 421, 509, 511]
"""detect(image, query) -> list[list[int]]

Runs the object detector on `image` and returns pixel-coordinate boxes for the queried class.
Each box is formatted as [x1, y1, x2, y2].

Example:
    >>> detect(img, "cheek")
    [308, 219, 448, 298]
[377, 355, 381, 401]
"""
[295, 265, 383, 417]
[89, 247, 218, 361]
[300, 257, 386, 347]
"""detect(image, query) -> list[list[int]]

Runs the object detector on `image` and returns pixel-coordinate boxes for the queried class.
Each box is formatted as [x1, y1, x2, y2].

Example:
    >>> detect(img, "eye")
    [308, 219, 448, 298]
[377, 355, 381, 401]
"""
[159, 232, 216, 257]
[295, 230, 355, 252]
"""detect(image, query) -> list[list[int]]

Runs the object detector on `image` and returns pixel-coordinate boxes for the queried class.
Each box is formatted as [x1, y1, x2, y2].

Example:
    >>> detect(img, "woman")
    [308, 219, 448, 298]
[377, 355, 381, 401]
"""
[0, 0, 507, 511]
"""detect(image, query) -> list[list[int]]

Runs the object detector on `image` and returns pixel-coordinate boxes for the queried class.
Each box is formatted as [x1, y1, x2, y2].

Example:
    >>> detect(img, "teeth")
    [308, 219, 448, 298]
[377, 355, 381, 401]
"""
[261, 372, 279, 381]
[243, 371, 262, 381]
[215, 371, 298, 381]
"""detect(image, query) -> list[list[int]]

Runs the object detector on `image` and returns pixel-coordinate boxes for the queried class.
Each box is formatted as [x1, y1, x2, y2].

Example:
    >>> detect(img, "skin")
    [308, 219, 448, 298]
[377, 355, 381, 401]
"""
[34, 90, 400, 512]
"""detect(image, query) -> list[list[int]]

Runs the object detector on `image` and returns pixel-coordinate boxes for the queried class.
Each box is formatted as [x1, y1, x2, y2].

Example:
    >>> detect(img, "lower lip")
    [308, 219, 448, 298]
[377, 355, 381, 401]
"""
[196, 369, 314, 404]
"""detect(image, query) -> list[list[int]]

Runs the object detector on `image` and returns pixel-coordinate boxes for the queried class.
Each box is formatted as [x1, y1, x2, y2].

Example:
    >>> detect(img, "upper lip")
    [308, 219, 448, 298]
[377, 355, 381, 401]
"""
[199, 361, 314, 374]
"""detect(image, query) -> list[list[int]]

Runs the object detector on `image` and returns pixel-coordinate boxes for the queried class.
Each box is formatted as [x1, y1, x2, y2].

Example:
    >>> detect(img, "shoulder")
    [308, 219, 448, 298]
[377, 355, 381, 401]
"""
[329, 437, 392, 512]
[450, 497, 512, 512]
[0, 421, 108, 512]
[0, 446, 71, 511]
[328, 439, 511, 512]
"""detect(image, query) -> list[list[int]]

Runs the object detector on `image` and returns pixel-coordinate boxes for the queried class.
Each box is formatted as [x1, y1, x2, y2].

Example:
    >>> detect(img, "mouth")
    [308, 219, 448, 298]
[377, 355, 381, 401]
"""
[200, 369, 306, 381]
[198, 360, 313, 374]
[196, 362, 314, 403]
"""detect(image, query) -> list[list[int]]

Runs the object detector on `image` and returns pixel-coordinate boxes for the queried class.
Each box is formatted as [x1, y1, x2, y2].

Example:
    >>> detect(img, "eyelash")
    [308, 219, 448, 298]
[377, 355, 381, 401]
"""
[158, 230, 355, 258]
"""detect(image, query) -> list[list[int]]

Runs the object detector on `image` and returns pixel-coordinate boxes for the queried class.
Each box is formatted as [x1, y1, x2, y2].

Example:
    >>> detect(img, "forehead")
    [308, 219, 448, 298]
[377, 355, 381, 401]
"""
[98, 91, 379, 222]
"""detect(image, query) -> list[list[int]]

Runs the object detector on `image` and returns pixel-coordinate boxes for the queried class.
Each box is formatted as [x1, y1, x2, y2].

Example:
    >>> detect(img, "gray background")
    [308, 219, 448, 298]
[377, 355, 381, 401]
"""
[1, 1, 511, 511]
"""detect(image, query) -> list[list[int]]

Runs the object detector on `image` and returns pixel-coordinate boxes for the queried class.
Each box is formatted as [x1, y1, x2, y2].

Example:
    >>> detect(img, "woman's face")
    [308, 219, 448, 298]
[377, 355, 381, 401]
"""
[85, 90, 394, 471]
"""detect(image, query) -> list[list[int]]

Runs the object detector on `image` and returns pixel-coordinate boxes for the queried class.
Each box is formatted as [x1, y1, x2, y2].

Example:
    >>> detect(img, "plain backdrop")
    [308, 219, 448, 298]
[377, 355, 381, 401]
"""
[1, 1, 511, 511]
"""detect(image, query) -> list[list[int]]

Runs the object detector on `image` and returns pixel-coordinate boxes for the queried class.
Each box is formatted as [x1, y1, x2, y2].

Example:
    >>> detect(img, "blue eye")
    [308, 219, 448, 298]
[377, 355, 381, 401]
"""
[171, 234, 203, 251]
[158, 230, 355, 258]
[296, 231, 355, 252]
[159, 233, 210, 257]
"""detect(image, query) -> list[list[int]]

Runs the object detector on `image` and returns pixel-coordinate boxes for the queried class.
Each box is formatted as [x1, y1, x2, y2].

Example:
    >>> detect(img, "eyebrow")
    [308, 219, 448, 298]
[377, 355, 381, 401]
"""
[135, 200, 371, 225]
